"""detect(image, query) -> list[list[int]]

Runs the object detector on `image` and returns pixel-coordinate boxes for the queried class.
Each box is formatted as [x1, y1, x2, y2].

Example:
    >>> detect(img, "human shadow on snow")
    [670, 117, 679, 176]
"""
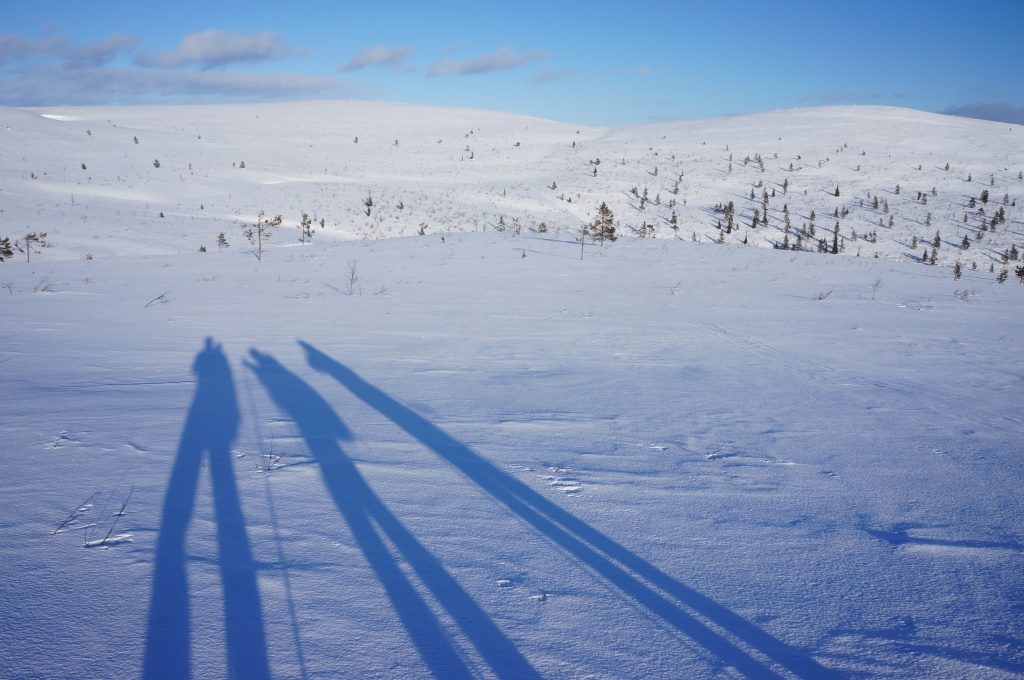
[143, 338, 270, 679]
[246, 349, 539, 680]
[300, 341, 836, 679]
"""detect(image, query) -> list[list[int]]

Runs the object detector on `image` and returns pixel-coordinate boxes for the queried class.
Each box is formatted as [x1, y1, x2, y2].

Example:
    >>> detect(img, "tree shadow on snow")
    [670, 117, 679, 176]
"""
[246, 349, 539, 680]
[301, 341, 836, 679]
[143, 338, 270, 679]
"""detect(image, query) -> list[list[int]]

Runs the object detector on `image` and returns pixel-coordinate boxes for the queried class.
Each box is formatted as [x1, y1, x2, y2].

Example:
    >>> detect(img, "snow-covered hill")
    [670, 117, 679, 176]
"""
[2, 101, 1022, 269]
[1, 102, 1023, 679]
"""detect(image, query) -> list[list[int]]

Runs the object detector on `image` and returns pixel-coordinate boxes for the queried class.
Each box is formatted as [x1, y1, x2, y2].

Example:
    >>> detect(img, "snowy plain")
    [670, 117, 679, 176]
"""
[1, 101, 1023, 678]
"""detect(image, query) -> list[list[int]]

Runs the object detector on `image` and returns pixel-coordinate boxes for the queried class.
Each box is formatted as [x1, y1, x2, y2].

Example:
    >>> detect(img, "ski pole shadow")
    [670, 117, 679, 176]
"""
[143, 338, 270, 680]
[246, 349, 539, 680]
[301, 340, 837, 679]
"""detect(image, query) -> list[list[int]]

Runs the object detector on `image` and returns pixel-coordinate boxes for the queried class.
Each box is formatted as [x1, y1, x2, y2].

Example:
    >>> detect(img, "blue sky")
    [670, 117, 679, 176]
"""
[2, 0, 1022, 125]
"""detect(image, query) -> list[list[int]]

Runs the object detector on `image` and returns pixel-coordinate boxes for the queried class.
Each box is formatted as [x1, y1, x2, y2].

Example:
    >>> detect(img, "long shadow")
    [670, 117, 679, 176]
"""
[865, 527, 1022, 551]
[302, 341, 836, 679]
[246, 350, 539, 679]
[143, 338, 270, 679]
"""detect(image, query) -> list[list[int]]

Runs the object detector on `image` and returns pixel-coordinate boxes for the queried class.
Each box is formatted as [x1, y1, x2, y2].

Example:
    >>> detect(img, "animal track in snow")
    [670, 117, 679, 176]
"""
[544, 466, 582, 494]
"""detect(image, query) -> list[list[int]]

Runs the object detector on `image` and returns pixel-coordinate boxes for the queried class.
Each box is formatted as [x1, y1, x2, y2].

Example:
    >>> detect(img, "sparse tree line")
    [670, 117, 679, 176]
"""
[12, 123, 1023, 273]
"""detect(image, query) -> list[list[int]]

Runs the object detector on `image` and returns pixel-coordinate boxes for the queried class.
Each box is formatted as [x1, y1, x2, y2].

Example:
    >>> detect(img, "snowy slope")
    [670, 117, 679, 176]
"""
[2, 101, 1022, 267]
[1, 101, 1023, 679]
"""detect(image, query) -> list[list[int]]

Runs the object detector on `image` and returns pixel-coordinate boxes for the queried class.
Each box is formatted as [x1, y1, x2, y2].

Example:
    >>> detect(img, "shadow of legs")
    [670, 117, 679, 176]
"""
[143, 339, 269, 680]
[301, 341, 834, 679]
[247, 350, 538, 679]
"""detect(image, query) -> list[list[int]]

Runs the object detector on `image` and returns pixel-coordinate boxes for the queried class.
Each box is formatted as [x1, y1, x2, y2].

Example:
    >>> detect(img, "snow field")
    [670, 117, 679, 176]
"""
[1, 100, 1023, 678]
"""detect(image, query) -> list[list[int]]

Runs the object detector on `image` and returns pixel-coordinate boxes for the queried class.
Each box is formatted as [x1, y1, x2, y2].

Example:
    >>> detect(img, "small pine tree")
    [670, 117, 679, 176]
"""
[299, 212, 315, 244]
[834, 185, 840, 197]
[953, 260, 962, 280]
[1015, 264, 1024, 283]
[16, 232, 48, 263]
[217, 232, 229, 250]
[0, 236, 13, 261]
[592, 202, 617, 245]
[243, 210, 282, 261]
[153, 159, 160, 168]
[996, 268, 1008, 284]
[961, 235, 970, 250]
[980, 189, 989, 204]
[933, 231, 941, 248]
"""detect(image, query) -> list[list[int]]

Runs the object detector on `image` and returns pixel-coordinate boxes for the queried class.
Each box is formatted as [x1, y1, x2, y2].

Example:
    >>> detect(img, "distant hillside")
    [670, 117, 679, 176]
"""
[1, 101, 1021, 269]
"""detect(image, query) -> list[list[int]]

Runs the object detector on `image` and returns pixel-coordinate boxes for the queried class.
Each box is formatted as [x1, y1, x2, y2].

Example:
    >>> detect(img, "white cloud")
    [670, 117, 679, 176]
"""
[338, 45, 415, 73]
[428, 46, 547, 77]
[134, 29, 299, 70]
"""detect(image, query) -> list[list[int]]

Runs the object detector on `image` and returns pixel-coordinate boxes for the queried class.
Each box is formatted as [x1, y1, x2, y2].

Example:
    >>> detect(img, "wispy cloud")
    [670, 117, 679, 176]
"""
[533, 69, 574, 85]
[941, 103, 1024, 125]
[0, 64, 356, 106]
[428, 46, 547, 77]
[64, 33, 140, 68]
[338, 44, 415, 73]
[0, 32, 138, 68]
[134, 29, 300, 70]
[0, 34, 64, 65]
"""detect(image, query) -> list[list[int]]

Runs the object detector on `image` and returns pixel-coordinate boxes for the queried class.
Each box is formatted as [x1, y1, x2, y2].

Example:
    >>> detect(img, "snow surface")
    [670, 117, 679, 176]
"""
[1, 101, 1023, 679]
